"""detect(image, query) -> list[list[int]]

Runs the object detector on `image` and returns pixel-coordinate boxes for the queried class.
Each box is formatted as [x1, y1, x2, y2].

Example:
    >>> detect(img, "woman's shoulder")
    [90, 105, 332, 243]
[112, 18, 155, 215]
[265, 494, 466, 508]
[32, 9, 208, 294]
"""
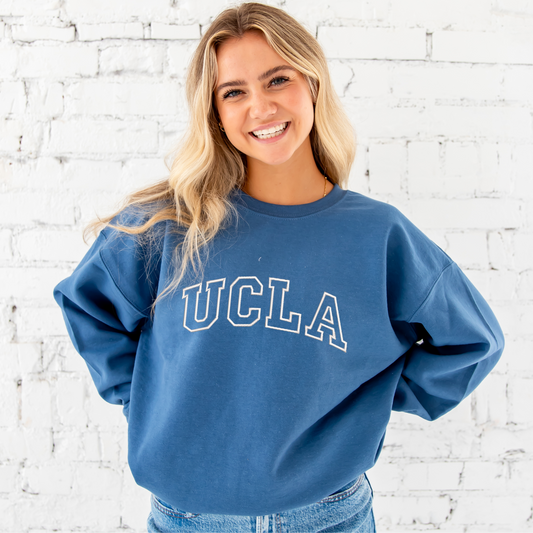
[340, 189, 413, 227]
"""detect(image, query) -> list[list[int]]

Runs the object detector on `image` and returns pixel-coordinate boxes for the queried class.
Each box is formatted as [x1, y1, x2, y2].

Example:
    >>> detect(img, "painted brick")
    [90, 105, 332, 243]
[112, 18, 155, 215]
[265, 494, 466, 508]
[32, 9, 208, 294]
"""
[513, 144, 533, 198]
[23, 465, 72, 495]
[120, 158, 169, 192]
[319, 27, 426, 60]
[408, 199, 521, 230]
[0, 428, 28, 462]
[518, 270, 533, 300]
[0, 81, 26, 114]
[2, 344, 19, 380]
[444, 142, 479, 195]
[55, 375, 87, 427]
[15, 305, 69, 339]
[368, 143, 405, 195]
[52, 429, 83, 462]
[151, 22, 200, 40]
[82, 430, 101, 461]
[429, 105, 532, 140]
[509, 377, 533, 425]
[12, 24, 75, 42]
[0, 465, 18, 493]
[495, 0, 533, 16]
[0, 192, 74, 225]
[77, 191, 126, 227]
[0, 118, 23, 151]
[17, 229, 88, 263]
[18, 343, 42, 374]
[99, 44, 165, 75]
[17, 45, 98, 78]
[374, 495, 451, 526]
[167, 41, 200, 78]
[488, 231, 514, 270]
[8, 156, 64, 191]
[328, 60, 354, 98]
[479, 143, 513, 196]
[462, 461, 507, 491]
[392, 64, 501, 100]
[347, 145, 369, 195]
[433, 30, 533, 65]
[21, 379, 52, 428]
[0, 44, 18, 77]
[380, 423, 453, 459]
[0, 379, 18, 426]
[481, 426, 533, 459]
[367, 462, 401, 492]
[16, 496, 120, 530]
[346, 102, 532, 140]
[74, 465, 121, 497]
[65, 0, 170, 19]
[176, 0, 254, 26]
[390, 0, 492, 30]
[472, 372, 508, 426]
[62, 158, 123, 192]
[0, 229, 12, 260]
[121, 464, 153, 529]
[488, 270, 518, 300]
[99, 430, 123, 463]
[0, 0, 61, 16]
[451, 495, 531, 525]
[407, 141, 442, 195]
[27, 81, 64, 117]
[502, 66, 533, 102]
[77, 22, 144, 41]
[87, 386, 126, 428]
[403, 461, 463, 491]
[445, 232, 488, 269]
[491, 302, 533, 337]
[0, 498, 15, 530]
[48, 119, 159, 155]
[320, 0, 390, 21]
[505, 338, 533, 375]
[69, 80, 178, 116]
[346, 62, 390, 98]
[509, 460, 533, 494]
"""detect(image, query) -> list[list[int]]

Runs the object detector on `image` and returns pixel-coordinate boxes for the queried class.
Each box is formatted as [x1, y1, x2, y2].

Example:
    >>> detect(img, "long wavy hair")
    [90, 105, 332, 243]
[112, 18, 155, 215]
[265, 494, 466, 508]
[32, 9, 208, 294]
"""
[86, 2, 356, 306]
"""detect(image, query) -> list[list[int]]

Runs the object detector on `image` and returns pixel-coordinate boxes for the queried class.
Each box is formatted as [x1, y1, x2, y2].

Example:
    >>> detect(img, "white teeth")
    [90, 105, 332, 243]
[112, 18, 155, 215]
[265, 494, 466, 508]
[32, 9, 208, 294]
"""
[252, 122, 288, 138]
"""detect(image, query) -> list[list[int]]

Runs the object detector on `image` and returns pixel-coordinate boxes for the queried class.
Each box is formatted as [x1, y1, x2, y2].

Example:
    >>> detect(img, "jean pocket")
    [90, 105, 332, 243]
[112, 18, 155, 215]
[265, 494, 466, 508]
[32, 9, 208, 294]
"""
[318, 474, 365, 504]
[151, 494, 200, 519]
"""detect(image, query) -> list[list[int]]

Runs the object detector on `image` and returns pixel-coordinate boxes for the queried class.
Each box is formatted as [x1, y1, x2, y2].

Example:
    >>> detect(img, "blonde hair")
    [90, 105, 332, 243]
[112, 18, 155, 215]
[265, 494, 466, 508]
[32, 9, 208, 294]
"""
[86, 2, 356, 306]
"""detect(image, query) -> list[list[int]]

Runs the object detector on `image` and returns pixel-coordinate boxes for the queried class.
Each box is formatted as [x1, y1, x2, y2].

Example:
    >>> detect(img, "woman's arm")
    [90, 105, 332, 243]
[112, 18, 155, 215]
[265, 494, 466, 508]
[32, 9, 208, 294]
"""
[393, 262, 504, 421]
[53, 225, 155, 420]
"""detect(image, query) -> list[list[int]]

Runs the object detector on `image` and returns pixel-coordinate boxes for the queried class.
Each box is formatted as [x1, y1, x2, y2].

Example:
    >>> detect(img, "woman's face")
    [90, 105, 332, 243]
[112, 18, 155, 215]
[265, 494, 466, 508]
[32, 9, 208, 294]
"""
[214, 31, 315, 168]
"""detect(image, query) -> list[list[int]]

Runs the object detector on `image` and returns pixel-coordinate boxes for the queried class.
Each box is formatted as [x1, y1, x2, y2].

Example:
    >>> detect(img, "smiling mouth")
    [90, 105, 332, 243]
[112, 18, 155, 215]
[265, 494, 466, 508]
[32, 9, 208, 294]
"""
[250, 122, 289, 139]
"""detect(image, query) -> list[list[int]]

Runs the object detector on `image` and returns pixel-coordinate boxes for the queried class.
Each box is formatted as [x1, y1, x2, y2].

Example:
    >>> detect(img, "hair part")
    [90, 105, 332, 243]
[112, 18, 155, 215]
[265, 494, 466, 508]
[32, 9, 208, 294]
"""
[85, 2, 356, 311]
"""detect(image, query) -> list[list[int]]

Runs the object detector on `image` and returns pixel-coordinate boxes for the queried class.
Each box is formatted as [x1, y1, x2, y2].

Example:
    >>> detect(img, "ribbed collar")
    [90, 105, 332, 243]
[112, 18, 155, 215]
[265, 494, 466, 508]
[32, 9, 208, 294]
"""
[232, 183, 346, 218]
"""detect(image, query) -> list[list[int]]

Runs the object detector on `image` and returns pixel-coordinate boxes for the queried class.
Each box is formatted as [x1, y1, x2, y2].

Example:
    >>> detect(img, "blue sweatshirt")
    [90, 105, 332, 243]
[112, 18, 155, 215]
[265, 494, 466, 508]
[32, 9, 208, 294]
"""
[53, 185, 504, 516]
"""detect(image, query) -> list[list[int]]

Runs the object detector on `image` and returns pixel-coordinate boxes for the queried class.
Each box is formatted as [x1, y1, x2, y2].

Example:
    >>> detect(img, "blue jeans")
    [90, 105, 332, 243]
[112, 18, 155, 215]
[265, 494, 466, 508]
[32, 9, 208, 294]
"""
[147, 474, 375, 532]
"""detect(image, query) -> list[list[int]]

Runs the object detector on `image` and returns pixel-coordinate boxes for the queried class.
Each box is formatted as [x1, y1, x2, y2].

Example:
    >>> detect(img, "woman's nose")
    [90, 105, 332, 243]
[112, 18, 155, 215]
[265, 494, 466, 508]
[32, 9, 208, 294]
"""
[249, 92, 277, 119]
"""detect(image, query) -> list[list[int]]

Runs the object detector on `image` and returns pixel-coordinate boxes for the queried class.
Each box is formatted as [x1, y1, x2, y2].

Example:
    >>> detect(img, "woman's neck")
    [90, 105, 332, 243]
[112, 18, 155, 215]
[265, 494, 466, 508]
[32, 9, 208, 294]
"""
[243, 141, 333, 205]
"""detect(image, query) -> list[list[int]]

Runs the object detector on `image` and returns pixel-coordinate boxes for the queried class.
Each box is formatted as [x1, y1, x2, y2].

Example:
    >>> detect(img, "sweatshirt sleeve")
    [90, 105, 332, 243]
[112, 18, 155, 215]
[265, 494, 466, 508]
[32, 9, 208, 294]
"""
[392, 262, 505, 421]
[53, 221, 157, 421]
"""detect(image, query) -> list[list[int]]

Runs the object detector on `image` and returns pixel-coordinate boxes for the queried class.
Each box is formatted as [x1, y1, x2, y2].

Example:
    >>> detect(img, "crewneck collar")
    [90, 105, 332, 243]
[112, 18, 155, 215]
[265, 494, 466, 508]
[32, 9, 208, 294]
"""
[232, 183, 346, 218]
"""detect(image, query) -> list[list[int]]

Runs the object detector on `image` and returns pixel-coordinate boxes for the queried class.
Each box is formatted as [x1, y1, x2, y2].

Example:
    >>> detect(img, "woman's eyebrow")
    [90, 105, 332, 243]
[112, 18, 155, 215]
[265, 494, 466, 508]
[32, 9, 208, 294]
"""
[216, 65, 297, 95]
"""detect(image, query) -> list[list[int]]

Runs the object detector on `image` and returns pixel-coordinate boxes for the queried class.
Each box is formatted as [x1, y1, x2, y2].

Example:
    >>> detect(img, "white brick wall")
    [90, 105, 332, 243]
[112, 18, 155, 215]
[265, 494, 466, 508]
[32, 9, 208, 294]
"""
[0, 1, 531, 532]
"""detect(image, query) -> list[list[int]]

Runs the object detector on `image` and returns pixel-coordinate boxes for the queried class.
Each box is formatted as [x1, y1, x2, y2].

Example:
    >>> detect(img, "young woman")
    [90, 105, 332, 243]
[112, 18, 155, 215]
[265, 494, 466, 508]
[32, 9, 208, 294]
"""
[54, 3, 504, 532]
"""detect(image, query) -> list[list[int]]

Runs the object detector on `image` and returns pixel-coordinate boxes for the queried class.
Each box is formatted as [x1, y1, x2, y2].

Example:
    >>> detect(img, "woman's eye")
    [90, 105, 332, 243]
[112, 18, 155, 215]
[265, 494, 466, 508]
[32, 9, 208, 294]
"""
[222, 77, 289, 100]
[223, 89, 242, 99]
[270, 76, 289, 86]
